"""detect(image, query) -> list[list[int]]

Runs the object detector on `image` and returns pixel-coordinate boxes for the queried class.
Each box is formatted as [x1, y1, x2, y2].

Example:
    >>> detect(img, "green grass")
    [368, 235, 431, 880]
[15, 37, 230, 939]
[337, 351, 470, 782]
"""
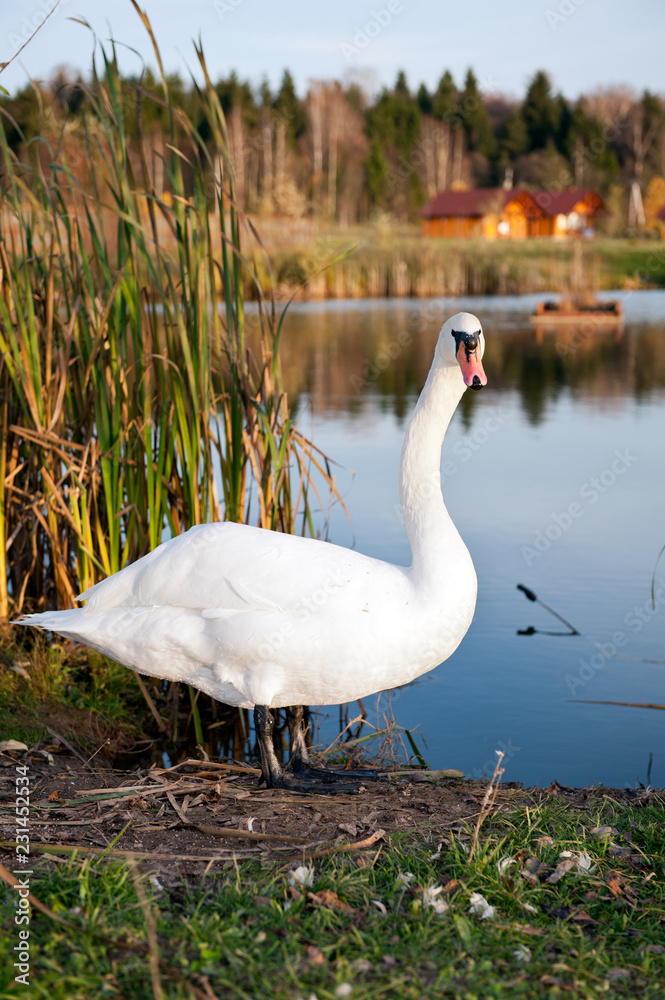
[253, 231, 665, 299]
[1, 798, 663, 999]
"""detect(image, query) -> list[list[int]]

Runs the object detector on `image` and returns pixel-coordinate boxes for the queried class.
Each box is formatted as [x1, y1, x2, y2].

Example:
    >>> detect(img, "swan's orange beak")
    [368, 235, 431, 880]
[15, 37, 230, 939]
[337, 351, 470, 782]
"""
[457, 342, 487, 390]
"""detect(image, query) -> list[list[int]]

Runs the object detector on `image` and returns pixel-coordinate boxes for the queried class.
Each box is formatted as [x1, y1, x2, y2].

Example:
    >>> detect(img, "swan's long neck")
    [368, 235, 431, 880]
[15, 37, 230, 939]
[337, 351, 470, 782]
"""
[399, 361, 468, 579]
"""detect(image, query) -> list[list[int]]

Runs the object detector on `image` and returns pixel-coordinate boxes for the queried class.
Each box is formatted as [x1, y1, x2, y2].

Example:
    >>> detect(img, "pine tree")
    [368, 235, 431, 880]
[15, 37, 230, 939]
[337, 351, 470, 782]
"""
[274, 70, 306, 148]
[432, 71, 457, 121]
[459, 69, 495, 158]
[522, 70, 562, 151]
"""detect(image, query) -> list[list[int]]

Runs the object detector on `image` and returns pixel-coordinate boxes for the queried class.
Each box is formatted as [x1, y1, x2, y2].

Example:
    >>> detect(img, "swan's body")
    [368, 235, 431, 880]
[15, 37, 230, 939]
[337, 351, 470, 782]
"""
[20, 312, 487, 791]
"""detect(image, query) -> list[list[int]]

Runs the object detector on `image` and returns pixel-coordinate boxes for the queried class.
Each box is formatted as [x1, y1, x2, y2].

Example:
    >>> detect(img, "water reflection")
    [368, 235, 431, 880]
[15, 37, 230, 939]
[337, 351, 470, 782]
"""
[265, 290, 665, 789]
[262, 293, 665, 425]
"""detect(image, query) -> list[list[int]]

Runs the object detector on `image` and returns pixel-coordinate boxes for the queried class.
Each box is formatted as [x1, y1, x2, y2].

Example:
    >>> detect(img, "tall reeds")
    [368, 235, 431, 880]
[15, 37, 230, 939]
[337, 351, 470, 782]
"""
[0, 4, 343, 621]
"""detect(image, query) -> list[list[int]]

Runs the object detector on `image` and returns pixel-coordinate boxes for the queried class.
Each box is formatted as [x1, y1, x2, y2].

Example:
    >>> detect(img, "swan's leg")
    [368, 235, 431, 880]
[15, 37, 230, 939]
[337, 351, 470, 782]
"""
[286, 705, 383, 783]
[253, 705, 365, 794]
[254, 705, 286, 788]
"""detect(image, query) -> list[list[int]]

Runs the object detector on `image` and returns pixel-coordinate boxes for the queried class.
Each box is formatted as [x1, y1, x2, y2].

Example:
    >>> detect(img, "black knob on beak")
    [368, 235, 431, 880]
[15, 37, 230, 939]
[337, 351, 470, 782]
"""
[471, 375, 483, 391]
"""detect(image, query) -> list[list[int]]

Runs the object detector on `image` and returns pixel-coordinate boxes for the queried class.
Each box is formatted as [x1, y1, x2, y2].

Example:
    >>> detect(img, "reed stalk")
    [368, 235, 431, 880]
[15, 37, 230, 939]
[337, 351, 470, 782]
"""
[0, 6, 345, 636]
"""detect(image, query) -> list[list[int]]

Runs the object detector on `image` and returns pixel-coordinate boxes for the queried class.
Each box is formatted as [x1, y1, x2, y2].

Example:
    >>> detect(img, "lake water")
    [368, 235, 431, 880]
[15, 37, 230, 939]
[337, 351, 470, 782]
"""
[272, 290, 665, 789]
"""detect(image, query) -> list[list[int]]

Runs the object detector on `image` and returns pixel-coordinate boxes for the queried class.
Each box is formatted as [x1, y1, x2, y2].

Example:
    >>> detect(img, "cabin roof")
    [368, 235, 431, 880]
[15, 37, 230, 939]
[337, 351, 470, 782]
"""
[529, 189, 605, 216]
[420, 187, 605, 219]
[419, 188, 528, 219]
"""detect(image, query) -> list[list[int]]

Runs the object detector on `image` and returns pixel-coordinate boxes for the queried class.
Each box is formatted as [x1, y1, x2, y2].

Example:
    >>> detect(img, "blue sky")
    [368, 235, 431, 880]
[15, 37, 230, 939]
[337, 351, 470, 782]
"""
[0, 0, 663, 100]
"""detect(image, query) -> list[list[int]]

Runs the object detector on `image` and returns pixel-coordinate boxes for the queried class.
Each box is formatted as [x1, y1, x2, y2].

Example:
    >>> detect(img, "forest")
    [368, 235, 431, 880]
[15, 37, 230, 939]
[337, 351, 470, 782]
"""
[2, 63, 665, 231]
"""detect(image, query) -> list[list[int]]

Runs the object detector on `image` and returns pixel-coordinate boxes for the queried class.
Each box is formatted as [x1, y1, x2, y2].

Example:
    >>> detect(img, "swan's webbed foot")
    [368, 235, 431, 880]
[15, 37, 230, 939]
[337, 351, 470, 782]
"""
[287, 704, 385, 783]
[291, 760, 384, 783]
[254, 705, 374, 795]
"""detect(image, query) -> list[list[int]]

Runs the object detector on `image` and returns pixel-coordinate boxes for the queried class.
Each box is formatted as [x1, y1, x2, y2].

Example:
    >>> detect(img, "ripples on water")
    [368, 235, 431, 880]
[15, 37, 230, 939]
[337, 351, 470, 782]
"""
[270, 290, 665, 788]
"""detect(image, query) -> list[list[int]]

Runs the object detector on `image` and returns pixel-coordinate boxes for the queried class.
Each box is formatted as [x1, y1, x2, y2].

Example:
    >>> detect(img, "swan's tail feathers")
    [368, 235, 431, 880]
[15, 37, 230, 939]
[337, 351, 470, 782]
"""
[13, 609, 91, 643]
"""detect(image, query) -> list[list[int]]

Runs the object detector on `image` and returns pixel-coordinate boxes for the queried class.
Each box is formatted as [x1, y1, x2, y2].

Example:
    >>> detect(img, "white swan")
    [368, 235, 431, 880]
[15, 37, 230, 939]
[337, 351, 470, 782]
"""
[19, 311, 487, 791]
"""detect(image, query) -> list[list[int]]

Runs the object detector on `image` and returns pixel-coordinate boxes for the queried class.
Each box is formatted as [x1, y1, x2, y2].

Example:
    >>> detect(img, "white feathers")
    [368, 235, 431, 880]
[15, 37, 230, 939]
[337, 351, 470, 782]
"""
[18, 313, 484, 713]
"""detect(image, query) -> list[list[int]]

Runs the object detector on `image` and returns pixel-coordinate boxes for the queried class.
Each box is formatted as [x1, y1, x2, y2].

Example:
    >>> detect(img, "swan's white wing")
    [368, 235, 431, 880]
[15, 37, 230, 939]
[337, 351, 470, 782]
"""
[78, 522, 387, 615]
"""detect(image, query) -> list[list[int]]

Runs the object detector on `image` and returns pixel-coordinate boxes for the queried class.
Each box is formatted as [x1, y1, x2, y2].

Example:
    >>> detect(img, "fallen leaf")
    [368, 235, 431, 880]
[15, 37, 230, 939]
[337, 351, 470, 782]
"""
[0, 740, 28, 752]
[48, 789, 61, 802]
[607, 876, 623, 898]
[338, 823, 357, 837]
[546, 859, 576, 883]
[609, 845, 633, 859]
[307, 889, 354, 915]
[591, 825, 617, 839]
[569, 908, 597, 925]
[607, 968, 631, 982]
[305, 944, 325, 965]
[535, 836, 555, 849]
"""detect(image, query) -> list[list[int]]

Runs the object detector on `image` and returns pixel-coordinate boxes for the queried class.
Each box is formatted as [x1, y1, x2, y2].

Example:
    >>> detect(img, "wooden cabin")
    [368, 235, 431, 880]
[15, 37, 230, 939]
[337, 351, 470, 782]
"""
[420, 187, 605, 239]
[420, 188, 542, 239]
[520, 189, 605, 237]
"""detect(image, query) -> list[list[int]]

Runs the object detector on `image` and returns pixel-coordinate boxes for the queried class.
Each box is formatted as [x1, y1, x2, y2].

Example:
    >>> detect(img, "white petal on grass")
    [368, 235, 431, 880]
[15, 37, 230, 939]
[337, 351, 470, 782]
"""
[149, 875, 165, 894]
[557, 850, 595, 873]
[422, 886, 449, 914]
[468, 892, 496, 920]
[498, 856, 516, 875]
[429, 842, 443, 860]
[513, 945, 532, 963]
[397, 872, 415, 886]
[335, 985, 353, 998]
[371, 899, 387, 915]
[247, 816, 255, 832]
[521, 901, 538, 914]
[288, 865, 314, 888]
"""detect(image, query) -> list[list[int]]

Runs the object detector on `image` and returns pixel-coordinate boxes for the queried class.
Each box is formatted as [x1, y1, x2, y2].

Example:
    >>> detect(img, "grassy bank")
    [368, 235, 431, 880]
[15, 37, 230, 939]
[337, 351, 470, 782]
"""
[249, 231, 665, 300]
[1, 634, 663, 999]
[0, 783, 662, 999]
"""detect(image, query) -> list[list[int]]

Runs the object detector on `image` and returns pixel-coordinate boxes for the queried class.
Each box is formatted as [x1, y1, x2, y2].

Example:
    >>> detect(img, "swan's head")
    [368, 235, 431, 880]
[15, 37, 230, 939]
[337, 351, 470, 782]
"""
[437, 312, 487, 391]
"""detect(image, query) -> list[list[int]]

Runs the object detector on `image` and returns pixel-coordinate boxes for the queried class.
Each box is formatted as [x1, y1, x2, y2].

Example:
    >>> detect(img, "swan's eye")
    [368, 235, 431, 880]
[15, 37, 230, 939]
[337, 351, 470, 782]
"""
[451, 329, 481, 356]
